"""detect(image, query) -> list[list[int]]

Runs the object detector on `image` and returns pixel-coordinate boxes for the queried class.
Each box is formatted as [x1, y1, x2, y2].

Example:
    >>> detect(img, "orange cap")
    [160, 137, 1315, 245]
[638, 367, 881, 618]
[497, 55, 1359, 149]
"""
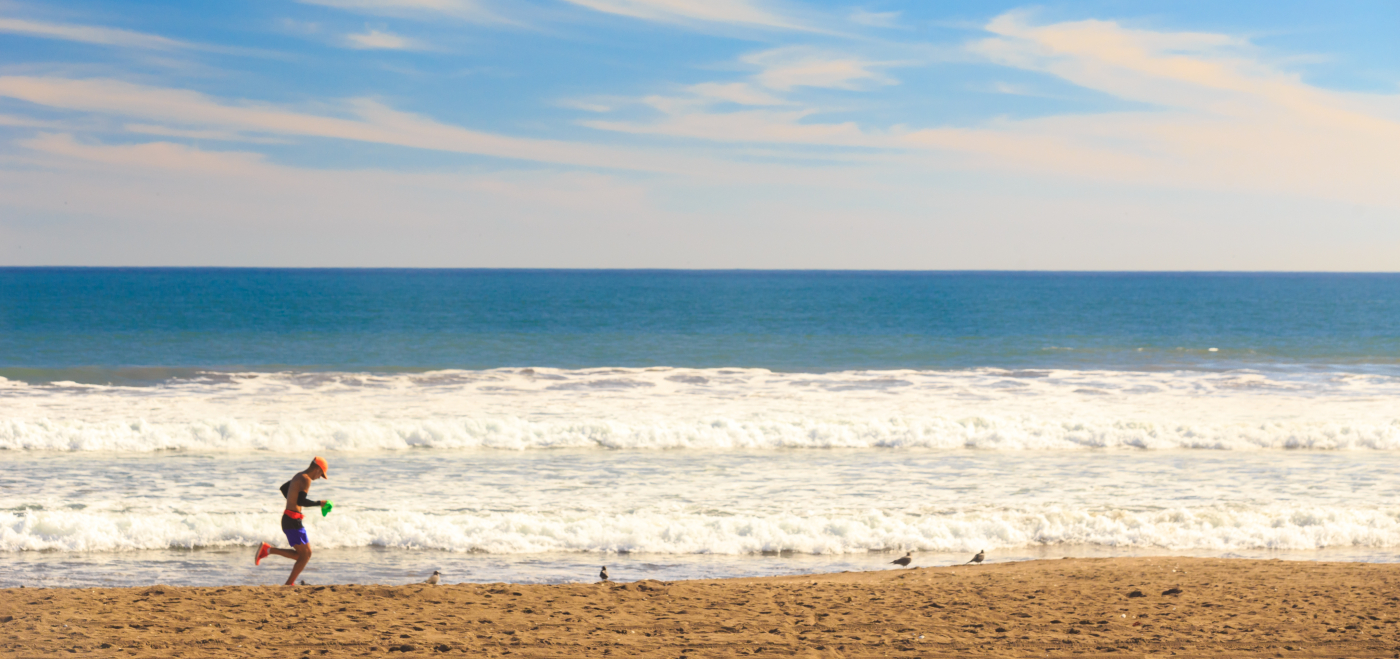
[313, 456, 329, 477]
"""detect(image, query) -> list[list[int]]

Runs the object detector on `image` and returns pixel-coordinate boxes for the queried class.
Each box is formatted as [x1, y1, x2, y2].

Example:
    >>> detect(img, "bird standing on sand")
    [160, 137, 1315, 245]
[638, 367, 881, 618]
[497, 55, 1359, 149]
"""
[891, 551, 913, 567]
[425, 570, 440, 585]
[966, 550, 985, 565]
[599, 566, 609, 582]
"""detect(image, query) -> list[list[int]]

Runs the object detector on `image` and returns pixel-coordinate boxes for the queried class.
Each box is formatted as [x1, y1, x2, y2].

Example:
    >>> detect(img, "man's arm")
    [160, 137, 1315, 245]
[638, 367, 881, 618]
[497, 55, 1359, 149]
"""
[285, 474, 320, 510]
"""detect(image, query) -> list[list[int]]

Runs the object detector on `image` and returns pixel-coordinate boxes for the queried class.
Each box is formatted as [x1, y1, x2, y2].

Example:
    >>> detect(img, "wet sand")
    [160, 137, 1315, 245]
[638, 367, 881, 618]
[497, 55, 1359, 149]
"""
[4, 557, 1399, 658]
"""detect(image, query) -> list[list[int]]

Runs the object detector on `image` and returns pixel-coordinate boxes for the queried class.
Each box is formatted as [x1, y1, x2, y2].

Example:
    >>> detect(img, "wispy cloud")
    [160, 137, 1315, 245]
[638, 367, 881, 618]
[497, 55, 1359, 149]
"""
[848, 9, 900, 29]
[981, 81, 1047, 96]
[124, 123, 290, 144]
[585, 106, 866, 144]
[686, 82, 788, 106]
[303, 0, 474, 7]
[298, 0, 505, 22]
[305, 0, 824, 33]
[559, 0, 811, 31]
[0, 112, 70, 129]
[905, 11, 1400, 205]
[574, 46, 901, 144]
[19, 132, 650, 211]
[572, 11, 1400, 209]
[345, 28, 419, 49]
[0, 76, 727, 174]
[0, 16, 193, 50]
[22, 132, 268, 175]
[743, 46, 898, 91]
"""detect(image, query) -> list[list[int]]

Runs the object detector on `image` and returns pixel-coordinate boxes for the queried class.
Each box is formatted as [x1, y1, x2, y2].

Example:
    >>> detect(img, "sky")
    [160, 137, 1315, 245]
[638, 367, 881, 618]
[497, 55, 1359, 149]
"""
[0, 0, 1397, 269]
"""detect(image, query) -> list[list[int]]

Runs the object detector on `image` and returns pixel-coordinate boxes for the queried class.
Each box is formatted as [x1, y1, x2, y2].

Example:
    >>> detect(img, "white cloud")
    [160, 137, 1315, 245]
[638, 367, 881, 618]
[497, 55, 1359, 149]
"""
[585, 107, 865, 144]
[579, 12, 1400, 210]
[922, 11, 1400, 207]
[304, 0, 827, 33]
[124, 123, 290, 144]
[970, 11, 1252, 113]
[558, 99, 616, 113]
[743, 46, 897, 91]
[304, 0, 471, 7]
[345, 28, 418, 49]
[0, 16, 192, 50]
[0, 76, 714, 173]
[301, 0, 481, 15]
[848, 9, 900, 29]
[559, 0, 809, 31]
[983, 81, 1041, 96]
[22, 132, 267, 175]
[686, 82, 788, 106]
[572, 47, 898, 144]
[0, 113, 69, 128]
[298, 0, 507, 23]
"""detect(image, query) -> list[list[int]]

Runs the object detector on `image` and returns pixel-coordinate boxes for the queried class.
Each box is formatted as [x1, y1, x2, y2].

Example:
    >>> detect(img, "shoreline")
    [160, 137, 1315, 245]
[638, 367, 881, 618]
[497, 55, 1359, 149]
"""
[5, 557, 1399, 657]
[9, 545, 1400, 591]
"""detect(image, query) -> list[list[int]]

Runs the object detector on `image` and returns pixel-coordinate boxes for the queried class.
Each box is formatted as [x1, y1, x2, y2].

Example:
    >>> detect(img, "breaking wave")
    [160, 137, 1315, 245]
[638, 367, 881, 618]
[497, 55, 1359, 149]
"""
[7, 506, 1400, 554]
[2, 367, 1398, 452]
[3, 415, 1400, 452]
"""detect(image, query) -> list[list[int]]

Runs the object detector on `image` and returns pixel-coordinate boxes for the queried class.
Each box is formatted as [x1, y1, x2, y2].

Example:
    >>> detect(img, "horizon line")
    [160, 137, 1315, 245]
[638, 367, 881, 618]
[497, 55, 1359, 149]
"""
[2, 266, 1399, 275]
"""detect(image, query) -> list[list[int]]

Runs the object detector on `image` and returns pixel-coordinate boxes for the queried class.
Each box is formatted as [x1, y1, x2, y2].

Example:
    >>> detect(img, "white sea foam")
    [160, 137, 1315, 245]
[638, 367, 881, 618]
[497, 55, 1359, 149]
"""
[7, 432, 1400, 568]
[6, 506, 1400, 554]
[3, 415, 1400, 452]
[1, 367, 1398, 451]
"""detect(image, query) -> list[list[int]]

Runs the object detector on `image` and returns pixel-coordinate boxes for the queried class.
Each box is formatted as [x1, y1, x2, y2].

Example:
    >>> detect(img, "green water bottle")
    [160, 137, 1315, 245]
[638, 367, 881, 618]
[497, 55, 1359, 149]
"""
[322, 500, 334, 517]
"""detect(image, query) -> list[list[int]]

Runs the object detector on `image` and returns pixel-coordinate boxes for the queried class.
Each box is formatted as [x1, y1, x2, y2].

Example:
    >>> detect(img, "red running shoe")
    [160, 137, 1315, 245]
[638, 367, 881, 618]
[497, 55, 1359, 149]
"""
[254, 542, 271, 565]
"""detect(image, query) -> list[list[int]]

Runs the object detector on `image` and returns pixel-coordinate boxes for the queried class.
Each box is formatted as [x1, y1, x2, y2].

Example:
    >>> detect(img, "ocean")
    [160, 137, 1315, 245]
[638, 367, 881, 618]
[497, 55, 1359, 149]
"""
[3, 268, 1399, 587]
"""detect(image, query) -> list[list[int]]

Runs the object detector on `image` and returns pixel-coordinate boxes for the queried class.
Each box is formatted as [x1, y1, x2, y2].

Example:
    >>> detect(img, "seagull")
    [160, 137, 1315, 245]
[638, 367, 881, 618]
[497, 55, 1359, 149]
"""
[599, 566, 609, 582]
[891, 551, 913, 567]
[425, 570, 440, 585]
[966, 550, 985, 565]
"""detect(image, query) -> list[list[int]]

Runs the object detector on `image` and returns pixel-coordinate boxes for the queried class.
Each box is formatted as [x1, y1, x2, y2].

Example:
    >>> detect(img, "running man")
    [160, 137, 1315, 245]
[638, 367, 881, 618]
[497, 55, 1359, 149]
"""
[254, 457, 329, 586]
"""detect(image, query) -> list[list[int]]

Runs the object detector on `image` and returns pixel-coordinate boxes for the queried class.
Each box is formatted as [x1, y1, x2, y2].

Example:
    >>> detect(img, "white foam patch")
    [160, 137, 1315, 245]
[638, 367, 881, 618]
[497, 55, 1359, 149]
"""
[3, 416, 1399, 452]
[2, 367, 1398, 452]
[6, 506, 1400, 554]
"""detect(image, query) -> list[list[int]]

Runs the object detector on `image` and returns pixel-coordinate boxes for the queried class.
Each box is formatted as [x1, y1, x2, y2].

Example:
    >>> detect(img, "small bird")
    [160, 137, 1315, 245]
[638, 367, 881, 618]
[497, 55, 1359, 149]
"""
[298, 579, 307, 586]
[966, 550, 985, 565]
[425, 570, 440, 585]
[891, 551, 913, 567]
[599, 566, 609, 582]
[1162, 586, 1182, 596]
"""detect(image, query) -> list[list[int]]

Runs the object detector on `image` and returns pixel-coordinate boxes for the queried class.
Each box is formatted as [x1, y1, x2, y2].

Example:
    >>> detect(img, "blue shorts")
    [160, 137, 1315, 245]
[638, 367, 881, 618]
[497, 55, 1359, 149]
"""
[284, 528, 309, 547]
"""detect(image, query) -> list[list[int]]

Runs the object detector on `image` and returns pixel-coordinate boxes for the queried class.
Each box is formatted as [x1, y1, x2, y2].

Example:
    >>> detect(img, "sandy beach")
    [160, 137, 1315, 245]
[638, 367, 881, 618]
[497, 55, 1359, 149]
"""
[5, 557, 1400, 658]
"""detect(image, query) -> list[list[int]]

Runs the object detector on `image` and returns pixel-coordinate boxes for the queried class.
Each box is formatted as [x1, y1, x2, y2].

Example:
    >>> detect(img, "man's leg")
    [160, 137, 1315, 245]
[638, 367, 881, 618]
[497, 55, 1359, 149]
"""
[256, 542, 297, 565]
[285, 543, 312, 586]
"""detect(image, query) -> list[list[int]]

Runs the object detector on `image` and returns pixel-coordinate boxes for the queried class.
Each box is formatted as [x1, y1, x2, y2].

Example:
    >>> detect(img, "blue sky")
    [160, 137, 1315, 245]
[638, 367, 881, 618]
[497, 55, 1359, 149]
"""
[0, 0, 1397, 268]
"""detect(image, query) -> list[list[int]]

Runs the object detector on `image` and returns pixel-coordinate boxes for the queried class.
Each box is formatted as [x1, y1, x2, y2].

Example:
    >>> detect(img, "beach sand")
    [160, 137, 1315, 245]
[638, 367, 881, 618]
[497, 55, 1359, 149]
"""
[4, 557, 1399, 658]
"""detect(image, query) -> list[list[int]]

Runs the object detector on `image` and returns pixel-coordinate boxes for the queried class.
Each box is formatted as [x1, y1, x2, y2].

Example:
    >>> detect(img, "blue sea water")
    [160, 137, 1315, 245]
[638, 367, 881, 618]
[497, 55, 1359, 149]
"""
[2, 268, 1400, 587]
[3, 268, 1398, 378]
